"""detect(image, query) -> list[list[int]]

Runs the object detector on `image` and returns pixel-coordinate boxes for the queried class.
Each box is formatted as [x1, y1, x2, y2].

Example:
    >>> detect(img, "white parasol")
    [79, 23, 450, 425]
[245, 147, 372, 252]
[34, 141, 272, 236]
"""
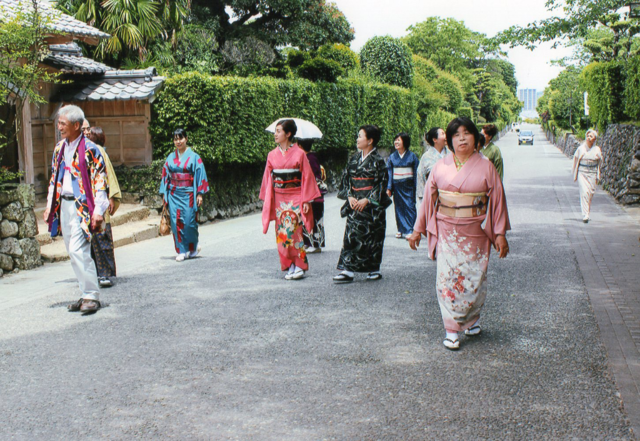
[265, 118, 323, 139]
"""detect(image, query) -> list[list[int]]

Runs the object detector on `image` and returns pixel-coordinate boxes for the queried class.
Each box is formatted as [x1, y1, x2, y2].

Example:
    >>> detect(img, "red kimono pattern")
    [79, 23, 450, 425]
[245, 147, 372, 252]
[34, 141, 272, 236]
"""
[260, 144, 321, 271]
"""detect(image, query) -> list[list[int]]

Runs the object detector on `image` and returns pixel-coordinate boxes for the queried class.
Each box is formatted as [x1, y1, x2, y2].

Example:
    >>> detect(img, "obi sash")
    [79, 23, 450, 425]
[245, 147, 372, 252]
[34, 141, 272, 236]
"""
[579, 160, 599, 169]
[393, 167, 414, 180]
[273, 168, 301, 189]
[437, 190, 488, 218]
[351, 176, 374, 192]
[170, 172, 194, 187]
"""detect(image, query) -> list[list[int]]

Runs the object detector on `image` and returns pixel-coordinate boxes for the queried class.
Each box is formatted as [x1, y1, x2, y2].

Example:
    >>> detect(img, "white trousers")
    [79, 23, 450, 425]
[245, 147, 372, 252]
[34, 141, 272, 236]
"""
[61, 199, 100, 301]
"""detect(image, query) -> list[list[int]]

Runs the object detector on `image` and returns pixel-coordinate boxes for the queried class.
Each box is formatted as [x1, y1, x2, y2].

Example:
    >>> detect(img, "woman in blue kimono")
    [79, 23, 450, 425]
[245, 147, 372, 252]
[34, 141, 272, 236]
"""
[159, 129, 209, 262]
[386, 132, 419, 239]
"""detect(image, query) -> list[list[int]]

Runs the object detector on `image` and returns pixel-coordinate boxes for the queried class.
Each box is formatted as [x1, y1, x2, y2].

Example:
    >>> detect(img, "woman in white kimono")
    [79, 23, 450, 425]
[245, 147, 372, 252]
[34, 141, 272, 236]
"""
[572, 130, 603, 223]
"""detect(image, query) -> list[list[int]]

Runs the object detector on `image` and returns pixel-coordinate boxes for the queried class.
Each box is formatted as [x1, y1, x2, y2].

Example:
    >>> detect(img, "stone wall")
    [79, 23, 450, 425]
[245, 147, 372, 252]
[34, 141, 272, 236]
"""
[0, 184, 41, 276]
[546, 124, 640, 205]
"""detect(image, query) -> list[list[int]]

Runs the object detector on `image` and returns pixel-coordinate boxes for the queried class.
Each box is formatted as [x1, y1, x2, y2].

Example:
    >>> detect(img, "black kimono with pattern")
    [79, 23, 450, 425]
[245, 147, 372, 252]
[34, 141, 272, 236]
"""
[337, 149, 392, 273]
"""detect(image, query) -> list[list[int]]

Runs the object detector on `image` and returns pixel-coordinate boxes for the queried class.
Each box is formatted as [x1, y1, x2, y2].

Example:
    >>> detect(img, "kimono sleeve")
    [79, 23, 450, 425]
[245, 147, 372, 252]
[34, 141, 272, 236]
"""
[337, 159, 351, 201]
[159, 158, 171, 204]
[572, 145, 582, 181]
[412, 152, 419, 196]
[482, 164, 511, 246]
[300, 151, 321, 204]
[414, 162, 440, 260]
[194, 155, 209, 196]
[259, 154, 276, 234]
[386, 154, 394, 191]
[493, 148, 504, 181]
[368, 157, 389, 207]
[90, 147, 108, 194]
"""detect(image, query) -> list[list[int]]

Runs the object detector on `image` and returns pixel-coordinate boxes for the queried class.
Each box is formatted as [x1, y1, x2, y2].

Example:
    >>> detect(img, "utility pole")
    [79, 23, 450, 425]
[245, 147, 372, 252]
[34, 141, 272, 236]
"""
[569, 91, 573, 132]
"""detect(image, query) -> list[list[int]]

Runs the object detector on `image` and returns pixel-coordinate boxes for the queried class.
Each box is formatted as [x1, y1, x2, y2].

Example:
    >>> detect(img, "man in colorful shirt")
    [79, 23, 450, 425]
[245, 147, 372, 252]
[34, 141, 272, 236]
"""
[480, 124, 504, 181]
[43, 105, 109, 314]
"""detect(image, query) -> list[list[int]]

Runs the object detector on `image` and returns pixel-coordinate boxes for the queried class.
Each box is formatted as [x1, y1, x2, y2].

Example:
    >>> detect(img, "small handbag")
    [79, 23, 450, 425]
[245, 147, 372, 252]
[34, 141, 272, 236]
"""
[159, 204, 171, 236]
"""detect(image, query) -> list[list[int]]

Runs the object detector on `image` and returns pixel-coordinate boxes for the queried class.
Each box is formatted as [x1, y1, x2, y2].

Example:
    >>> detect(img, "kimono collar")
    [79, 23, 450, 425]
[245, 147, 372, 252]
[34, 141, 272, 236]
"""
[278, 143, 294, 155]
[398, 150, 406, 159]
[64, 134, 82, 152]
[361, 147, 376, 162]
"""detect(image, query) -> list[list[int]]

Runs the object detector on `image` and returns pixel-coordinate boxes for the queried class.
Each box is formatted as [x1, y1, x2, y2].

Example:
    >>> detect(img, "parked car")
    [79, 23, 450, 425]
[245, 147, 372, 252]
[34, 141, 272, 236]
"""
[518, 130, 534, 145]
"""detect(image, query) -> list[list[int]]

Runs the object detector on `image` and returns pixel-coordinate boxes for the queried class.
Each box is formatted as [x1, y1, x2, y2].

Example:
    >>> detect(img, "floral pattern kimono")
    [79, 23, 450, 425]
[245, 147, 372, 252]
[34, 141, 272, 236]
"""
[572, 143, 603, 221]
[260, 145, 320, 271]
[414, 153, 510, 332]
[47, 137, 107, 241]
[159, 148, 209, 255]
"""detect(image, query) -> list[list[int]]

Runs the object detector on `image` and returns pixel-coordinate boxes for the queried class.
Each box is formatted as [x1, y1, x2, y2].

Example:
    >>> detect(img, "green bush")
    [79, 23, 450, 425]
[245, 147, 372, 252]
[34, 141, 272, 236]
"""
[424, 109, 456, 132]
[581, 61, 627, 130]
[458, 106, 474, 120]
[625, 56, 640, 120]
[360, 36, 414, 88]
[286, 49, 311, 69]
[297, 58, 345, 82]
[316, 43, 359, 72]
[150, 73, 421, 166]
[412, 55, 438, 81]
[434, 72, 464, 113]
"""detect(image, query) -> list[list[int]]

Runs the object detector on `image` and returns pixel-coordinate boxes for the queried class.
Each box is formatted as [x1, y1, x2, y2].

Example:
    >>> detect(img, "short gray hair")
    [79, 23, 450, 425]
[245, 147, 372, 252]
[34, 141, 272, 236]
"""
[586, 129, 598, 138]
[58, 105, 85, 124]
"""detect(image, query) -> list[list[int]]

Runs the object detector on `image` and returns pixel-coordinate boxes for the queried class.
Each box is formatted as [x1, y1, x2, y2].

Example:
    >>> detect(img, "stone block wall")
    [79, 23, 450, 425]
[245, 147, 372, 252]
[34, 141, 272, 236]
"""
[546, 124, 640, 205]
[0, 184, 42, 276]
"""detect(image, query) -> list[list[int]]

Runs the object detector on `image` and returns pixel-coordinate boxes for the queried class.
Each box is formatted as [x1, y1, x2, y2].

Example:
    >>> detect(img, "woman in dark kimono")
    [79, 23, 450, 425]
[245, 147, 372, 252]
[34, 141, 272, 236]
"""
[299, 139, 326, 253]
[333, 125, 392, 283]
[387, 132, 419, 239]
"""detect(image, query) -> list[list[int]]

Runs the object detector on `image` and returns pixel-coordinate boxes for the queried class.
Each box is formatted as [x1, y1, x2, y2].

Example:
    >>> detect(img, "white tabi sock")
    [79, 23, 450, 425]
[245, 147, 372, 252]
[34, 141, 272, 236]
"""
[446, 331, 459, 342]
[341, 270, 354, 278]
[288, 264, 295, 275]
[294, 265, 304, 273]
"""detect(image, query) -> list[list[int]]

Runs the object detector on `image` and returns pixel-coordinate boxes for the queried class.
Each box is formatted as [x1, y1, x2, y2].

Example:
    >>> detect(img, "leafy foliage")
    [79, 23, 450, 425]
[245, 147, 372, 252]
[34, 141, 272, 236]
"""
[412, 55, 438, 81]
[316, 43, 359, 72]
[360, 36, 414, 88]
[149, 73, 421, 166]
[537, 66, 590, 131]
[0, 0, 60, 180]
[581, 61, 627, 130]
[433, 72, 464, 113]
[297, 58, 344, 82]
[496, 0, 629, 50]
[624, 56, 640, 120]
[404, 17, 497, 75]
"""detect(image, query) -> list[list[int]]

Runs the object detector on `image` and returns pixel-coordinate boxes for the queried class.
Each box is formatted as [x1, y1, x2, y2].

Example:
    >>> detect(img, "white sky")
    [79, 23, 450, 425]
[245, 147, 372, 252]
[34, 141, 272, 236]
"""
[331, 0, 574, 92]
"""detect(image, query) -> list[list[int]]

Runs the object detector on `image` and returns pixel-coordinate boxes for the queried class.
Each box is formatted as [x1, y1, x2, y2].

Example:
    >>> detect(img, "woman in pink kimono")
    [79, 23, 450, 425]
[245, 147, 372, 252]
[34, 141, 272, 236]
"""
[260, 119, 321, 280]
[572, 129, 603, 223]
[409, 117, 511, 350]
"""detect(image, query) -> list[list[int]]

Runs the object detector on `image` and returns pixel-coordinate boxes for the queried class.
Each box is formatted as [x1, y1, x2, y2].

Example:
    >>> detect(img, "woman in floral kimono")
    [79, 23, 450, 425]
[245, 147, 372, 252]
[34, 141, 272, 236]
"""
[387, 132, 419, 239]
[159, 129, 209, 262]
[260, 119, 320, 280]
[572, 129, 603, 223]
[409, 117, 510, 350]
[333, 125, 392, 283]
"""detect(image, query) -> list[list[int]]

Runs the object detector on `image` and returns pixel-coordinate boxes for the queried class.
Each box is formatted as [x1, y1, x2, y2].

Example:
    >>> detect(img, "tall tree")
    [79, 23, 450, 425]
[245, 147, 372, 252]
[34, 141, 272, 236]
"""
[191, 0, 353, 49]
[496, 0, 632, 49]
[403, 17, 498, 75]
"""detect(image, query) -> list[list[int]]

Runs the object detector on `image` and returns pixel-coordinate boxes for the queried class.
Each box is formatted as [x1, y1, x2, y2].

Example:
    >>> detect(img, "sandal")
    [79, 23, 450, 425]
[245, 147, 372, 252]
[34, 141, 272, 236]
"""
[464, 324, 482, 336]
[395, 232, 403, 239]
[443, 338, 460, 350]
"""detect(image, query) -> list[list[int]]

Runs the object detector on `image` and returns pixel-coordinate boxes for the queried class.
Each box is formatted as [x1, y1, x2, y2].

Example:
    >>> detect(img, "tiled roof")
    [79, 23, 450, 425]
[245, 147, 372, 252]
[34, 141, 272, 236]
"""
[54, 68, 166, 102]
[0, 0, 110, 40]
[45, 43, 114, 74]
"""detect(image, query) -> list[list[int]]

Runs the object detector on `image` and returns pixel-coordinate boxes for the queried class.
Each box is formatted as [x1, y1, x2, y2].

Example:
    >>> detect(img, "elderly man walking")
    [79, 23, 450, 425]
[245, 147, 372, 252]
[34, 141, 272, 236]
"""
[43, 105, 109, 314]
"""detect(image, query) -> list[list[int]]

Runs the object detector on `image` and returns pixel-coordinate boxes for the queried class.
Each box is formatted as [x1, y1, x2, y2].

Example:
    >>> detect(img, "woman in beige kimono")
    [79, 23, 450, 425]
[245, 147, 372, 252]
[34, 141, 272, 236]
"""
[572, 130, 603, 223]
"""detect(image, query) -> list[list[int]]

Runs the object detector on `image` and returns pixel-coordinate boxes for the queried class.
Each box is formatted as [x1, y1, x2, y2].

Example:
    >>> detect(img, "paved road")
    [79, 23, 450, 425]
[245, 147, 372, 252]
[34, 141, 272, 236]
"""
[0, 127, 634, 439]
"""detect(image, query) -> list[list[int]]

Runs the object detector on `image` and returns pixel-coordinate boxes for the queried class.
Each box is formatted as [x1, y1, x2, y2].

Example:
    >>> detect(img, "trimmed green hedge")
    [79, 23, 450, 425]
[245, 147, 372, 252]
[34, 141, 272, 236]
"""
[625, 56, 640, 121]
[150, 73, 422, 165]
[581, 61, 627, 130]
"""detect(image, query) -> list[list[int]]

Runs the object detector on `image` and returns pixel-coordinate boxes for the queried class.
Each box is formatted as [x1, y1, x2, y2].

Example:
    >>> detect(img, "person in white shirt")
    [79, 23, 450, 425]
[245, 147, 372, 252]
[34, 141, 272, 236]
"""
[43, 105, 109, 314]
[417, 127, 450, 201]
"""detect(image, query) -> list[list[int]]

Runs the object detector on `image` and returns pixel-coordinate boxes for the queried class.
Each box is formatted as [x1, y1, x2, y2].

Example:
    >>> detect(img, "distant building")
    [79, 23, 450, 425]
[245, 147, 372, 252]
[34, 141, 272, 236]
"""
[518, 88, 539, 119]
